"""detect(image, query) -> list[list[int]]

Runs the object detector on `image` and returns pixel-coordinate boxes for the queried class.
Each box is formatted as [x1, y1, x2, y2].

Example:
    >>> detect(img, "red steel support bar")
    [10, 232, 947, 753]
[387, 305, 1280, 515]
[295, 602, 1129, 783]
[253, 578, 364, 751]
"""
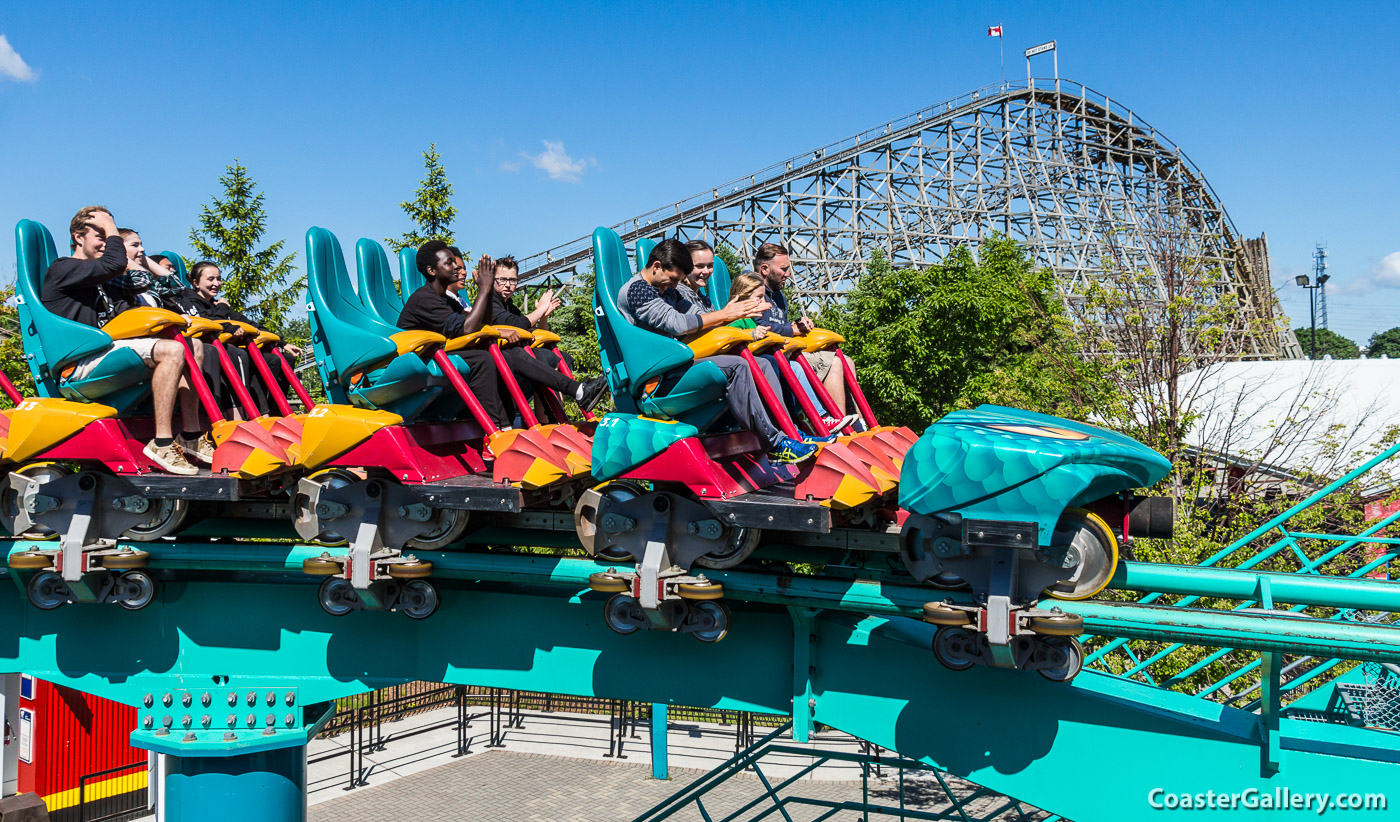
[0, 369, 23, 405]
[432, 349, 498, 435]
[769, 351, 830, 436]
[739, 348, 799, 440]
[247, 345, 293, 416]
[524, 348, 571, 425]
[794, 351, 839, 421]
[174, 334, 224, 424]
[487, 345, 539, 428]
[551, 348, 595, 421]
[838, 350, 878, 428]
[273, 350, 316, 411]
[211, 341, 262, 419]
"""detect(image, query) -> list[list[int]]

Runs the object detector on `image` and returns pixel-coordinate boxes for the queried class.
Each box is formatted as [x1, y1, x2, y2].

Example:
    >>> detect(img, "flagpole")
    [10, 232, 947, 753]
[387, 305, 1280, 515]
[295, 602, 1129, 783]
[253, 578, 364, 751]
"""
[1000, 34, 1004, 83]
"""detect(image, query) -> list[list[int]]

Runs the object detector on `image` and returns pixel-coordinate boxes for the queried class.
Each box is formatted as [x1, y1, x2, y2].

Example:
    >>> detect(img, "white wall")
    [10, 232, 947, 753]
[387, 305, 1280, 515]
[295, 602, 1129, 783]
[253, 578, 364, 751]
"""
[1, 673, 18, 796]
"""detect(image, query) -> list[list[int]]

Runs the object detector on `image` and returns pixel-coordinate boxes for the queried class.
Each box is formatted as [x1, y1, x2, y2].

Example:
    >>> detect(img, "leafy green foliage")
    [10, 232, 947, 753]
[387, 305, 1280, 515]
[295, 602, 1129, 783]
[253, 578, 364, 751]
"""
[188, 160, 302, 334]
[549, 268, 603, 382]
[819, 237, 1112, 430]
[0, 288, 35, 406]
[277, 316, 326, 406]
[386, 144, 458, 254]
[1293, 327, 1360, 359]
[1365, 327, 1400, 359]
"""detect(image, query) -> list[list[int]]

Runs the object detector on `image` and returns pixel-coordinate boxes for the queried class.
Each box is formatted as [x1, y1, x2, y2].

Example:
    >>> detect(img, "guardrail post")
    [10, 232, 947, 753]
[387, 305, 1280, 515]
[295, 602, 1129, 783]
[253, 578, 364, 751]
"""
[650, 703, 668, 780]
[1261, 651, 1282, 775]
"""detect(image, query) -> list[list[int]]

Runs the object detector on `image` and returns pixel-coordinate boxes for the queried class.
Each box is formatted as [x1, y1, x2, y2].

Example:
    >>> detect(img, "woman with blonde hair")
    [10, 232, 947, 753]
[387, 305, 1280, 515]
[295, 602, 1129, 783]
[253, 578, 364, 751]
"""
[727, 274, 770, 339]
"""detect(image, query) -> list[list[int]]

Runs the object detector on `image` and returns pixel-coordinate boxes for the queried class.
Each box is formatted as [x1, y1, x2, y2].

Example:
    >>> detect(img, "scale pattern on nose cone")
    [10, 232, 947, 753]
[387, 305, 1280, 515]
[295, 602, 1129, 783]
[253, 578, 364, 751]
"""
[590, 414, 700, 480]
[899, 404, 1171, 544]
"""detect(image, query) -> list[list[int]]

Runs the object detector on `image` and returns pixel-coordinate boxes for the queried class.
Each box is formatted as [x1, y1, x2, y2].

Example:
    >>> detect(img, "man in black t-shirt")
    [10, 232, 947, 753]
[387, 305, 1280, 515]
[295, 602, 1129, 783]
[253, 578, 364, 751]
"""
[41, 205, 209, 475]
[487, 256, 605, 413]
[397, 241, 508, 427]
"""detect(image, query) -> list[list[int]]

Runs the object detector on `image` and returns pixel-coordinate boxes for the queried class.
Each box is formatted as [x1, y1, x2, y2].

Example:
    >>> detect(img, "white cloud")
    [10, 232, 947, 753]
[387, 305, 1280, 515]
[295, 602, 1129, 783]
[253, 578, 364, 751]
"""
[498, 159, 522, 173]
[0, 35, 37, 83]
[1330, 251, 1400, 295]
[521, 140, 595, 183]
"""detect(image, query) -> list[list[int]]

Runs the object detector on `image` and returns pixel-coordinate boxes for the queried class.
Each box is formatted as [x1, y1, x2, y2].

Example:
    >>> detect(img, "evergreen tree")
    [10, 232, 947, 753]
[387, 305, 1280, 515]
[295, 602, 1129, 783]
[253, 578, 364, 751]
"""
[188, 160, 301, 333]
[386, 144, 458, 254]
[1366, 327, 1400, 359]
[1293, 327, 1360, 359]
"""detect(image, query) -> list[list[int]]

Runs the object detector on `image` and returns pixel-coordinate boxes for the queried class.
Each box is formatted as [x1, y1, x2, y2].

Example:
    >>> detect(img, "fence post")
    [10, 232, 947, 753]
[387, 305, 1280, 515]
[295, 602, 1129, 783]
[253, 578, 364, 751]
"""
[651, 703, 668, 780]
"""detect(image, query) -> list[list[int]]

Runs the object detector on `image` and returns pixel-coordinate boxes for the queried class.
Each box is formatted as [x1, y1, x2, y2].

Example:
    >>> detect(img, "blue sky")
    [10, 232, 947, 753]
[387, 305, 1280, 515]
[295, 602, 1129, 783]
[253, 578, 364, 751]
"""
[1, 1, 1397, 346]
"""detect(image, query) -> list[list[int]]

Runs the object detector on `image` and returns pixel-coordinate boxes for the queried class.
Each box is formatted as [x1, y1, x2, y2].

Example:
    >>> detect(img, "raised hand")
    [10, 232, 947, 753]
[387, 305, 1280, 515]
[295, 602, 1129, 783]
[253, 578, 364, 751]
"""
[474, 254, 495, 291]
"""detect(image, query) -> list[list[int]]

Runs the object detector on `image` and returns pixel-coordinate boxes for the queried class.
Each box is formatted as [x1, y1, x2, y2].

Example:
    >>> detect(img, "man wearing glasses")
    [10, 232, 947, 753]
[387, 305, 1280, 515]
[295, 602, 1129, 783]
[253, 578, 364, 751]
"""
[41, 205, 211, 475]
[487, 255, 607, 414]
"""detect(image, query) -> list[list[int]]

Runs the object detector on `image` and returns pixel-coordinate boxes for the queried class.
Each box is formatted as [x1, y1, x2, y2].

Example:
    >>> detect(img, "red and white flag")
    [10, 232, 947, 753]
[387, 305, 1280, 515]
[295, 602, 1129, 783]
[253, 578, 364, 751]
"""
[987, 25, 1003, 37]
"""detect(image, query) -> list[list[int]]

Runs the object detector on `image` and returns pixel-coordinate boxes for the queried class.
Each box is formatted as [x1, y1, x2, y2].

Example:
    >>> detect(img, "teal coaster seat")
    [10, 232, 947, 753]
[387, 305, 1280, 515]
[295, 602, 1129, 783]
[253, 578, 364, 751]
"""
[14, 219, 151, 412]
[356, 238, 406, 322]
[353, 237, 471, 422]
[707, 254, 733, 310]
[304, 227, 444, 421]
[592, 228, 726, 429]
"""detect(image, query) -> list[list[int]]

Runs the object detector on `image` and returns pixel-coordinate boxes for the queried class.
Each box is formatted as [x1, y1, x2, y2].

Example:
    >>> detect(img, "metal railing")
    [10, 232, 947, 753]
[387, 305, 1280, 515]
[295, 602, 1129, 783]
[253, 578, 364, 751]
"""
[77, 760, 148, 822]
[633, 722, 1052, 822]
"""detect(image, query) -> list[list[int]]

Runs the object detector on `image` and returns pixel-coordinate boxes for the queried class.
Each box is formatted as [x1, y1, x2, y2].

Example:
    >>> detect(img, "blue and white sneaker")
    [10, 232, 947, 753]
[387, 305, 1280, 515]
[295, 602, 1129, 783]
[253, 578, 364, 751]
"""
[802, 432, 838, 444]
[768, 435, 818, 464]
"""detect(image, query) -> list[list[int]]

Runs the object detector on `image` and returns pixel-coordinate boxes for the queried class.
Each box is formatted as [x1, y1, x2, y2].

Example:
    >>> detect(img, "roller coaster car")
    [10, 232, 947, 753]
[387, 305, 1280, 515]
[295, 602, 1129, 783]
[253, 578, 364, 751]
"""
[578, 228, 899, 641]
[899, 406, 1172, 680]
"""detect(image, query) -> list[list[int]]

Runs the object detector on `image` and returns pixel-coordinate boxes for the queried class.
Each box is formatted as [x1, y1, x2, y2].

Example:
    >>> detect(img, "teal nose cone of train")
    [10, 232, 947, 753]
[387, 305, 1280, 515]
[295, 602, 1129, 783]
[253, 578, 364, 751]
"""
[898, 404, 1172, 545]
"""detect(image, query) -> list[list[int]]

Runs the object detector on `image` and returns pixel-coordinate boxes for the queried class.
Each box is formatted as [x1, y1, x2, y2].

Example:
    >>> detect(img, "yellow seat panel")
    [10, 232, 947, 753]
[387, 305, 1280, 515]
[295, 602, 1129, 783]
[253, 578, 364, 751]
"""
[802, 328, 846, 353]
[443, 326, 501, 351]
[283, 405, 404, 469]
[183, 316, 225, 340]
[529, 330, 561, 348]
[687, 327, 753, 359]
[389, 330, 447, 356]
[101, 308, 186, 340]
[2, 398, 120, 462]
[747, 332, 788, 355]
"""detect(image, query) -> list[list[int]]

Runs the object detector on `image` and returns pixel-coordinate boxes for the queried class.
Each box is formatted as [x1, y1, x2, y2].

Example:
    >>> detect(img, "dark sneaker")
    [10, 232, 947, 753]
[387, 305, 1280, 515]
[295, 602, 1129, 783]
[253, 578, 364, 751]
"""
[144, 440, 198, 476]
[768, 435, 818, 465]
[577, 376, 609, 414]
[177, 432, 216, 465]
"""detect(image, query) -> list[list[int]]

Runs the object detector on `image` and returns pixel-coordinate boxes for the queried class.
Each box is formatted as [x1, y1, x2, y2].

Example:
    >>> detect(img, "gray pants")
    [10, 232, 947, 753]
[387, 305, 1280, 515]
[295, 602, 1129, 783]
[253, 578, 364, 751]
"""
[701, 354, 784, 447]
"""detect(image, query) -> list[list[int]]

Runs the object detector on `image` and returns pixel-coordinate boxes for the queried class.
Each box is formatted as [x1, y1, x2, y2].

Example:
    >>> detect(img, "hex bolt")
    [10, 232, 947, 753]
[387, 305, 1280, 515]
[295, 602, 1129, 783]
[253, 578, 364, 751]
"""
[284, 714, 295, 727]
[142, 693, 154, 708]
[181, 715, 192, 728]
[142, 716, 153, 729]
[227, 693, 238, 707]
[223, 732, 237, 742]
[162, 715, 173, 728]
[201, 692, 212, 707]
[162, 693, 173, 707]
[265, 714, 276, 727]
[201, 715, 211, 728]
[226, 714, 237, 727]
[246, 714, 256, 727]
[246, 692, 257, 706]
[265, 691, 276, 707]
[181, 693, 192, 708]
[284, 692, 295, 707]
[183, 733, 197, 743]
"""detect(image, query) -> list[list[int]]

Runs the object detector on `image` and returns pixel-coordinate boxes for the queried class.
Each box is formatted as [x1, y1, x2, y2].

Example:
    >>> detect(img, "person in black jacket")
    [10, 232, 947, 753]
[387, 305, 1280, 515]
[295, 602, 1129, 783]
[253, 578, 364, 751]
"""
[41, 206, 209, 475]
[174, 262, 302, 417]
[487, 256, 606, 414]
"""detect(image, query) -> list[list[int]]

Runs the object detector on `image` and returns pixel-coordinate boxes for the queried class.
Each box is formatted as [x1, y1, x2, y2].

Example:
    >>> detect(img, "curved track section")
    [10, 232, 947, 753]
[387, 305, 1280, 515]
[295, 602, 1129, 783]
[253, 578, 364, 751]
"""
[2, 547, 1398, 821]
[520, 78, 1297, 359]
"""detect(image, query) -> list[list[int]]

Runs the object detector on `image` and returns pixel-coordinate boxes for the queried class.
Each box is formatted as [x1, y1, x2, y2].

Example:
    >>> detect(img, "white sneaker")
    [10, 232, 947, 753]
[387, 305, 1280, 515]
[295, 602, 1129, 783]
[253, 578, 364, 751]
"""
[821, 413, 861, 434]
[145, 440, 198, 476]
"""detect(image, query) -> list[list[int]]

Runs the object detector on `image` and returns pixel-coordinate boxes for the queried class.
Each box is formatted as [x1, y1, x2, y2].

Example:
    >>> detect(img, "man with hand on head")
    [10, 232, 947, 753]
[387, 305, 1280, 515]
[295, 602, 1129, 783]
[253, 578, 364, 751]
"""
[42, 205, 211, 475]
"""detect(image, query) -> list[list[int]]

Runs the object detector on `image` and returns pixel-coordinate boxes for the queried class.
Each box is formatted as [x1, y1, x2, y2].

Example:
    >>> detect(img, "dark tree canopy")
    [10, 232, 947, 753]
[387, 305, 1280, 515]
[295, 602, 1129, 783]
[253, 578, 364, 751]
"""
[1293, 327, 1360, 360]
[1365, 327, 1400, 359]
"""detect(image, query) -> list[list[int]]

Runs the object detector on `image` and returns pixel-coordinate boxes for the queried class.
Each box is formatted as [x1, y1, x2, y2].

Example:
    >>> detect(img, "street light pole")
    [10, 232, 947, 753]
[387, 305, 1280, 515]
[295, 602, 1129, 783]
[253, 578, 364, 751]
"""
[1294, 273, 1331, 360]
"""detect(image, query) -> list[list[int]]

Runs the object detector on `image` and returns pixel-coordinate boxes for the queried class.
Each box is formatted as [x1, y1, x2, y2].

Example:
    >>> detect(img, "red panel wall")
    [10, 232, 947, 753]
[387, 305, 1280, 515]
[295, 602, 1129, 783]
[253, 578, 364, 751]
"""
[16, 677, 145, 813]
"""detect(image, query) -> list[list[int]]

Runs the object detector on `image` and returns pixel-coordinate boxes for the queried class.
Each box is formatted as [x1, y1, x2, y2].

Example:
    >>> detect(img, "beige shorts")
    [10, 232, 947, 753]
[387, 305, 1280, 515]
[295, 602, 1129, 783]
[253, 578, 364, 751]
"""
[804, 349, 837, 380]
[68, 338, 159, 382]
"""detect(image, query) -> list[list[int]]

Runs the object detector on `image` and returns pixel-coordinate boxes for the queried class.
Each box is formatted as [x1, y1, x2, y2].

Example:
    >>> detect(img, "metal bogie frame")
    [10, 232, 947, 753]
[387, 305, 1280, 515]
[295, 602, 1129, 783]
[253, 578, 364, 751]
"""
[520, 78, 1299, 360]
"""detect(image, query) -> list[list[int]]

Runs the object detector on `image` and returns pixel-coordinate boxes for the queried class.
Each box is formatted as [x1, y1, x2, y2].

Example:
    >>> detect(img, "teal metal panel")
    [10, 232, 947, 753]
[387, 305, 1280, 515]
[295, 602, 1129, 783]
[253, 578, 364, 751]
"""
[809, 613, 1400, 822]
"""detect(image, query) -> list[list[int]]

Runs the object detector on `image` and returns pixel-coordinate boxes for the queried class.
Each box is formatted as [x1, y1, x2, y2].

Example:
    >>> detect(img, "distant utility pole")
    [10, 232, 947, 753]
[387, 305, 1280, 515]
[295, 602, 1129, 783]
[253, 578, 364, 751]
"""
[1314, 243, 1329, 329]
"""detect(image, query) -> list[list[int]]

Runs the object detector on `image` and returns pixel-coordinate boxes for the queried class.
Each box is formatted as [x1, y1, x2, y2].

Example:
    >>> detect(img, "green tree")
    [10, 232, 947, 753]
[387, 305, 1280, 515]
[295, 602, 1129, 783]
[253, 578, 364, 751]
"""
[819, 237, 1112, 431]
[277, 316, 326, 406]
[1365, 326, 1400, 358]
[386, 144, 457, 254]
[1293, 327, 1360, 359]
[188, 159, 301, 333]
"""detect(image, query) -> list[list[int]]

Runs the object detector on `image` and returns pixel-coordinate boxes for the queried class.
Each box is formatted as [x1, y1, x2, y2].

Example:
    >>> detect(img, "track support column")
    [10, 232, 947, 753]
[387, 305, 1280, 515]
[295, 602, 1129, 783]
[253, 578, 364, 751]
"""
[650, 703, 668, 780]
[130, 685, 335, 822]
[789, 607, 818, 743]
[163, 746, 307, 822]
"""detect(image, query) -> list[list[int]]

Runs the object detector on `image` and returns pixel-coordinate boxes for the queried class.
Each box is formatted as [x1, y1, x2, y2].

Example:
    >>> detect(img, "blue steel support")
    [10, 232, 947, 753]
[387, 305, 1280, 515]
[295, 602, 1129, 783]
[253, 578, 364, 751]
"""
[163, 747, 307, 822]
[651, 703, 668, 780]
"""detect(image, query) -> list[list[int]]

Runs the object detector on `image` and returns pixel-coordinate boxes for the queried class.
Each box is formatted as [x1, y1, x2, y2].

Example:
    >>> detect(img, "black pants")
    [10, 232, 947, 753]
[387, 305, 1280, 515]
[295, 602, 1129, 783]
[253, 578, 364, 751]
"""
[501, 346, 579, 397]
[455, 349, 509, 427]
